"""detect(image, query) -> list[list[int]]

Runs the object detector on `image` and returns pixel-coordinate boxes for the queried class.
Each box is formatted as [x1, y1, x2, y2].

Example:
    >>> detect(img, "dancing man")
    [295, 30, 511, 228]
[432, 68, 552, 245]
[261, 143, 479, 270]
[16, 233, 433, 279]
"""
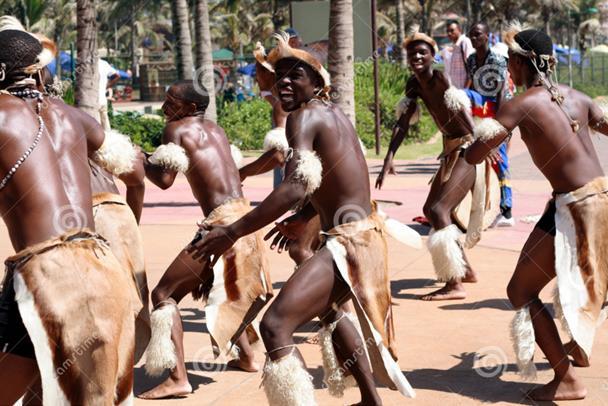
[138, 80, 273, 399]
[466, 26, 608, 401]
[195, 32, 414, 405]
[377, 30, 485, 300]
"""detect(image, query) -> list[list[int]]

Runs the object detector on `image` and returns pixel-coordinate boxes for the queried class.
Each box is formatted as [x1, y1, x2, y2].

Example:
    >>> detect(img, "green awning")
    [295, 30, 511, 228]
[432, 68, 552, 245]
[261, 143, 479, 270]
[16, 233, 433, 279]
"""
[212, 48, 234, 61]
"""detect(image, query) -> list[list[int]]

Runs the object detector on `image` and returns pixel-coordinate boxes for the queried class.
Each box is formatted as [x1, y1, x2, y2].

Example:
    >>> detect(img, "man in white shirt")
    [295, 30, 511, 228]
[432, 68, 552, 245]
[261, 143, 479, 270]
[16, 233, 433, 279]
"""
[442, 20, 473, 89]
[98, 58, 120, 130]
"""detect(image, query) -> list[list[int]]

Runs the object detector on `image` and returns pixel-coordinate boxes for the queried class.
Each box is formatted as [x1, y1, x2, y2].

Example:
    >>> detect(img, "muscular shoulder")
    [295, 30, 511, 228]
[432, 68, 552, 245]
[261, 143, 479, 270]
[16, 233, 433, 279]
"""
[0, 96, 37, 133]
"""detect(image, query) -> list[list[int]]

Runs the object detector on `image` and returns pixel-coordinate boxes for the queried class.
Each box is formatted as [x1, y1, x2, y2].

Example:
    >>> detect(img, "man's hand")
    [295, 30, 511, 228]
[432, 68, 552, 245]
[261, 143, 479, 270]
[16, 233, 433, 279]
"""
[188, 224, 237, 265]
[486, 148, 503, 166]
[264, 213, 308, 253]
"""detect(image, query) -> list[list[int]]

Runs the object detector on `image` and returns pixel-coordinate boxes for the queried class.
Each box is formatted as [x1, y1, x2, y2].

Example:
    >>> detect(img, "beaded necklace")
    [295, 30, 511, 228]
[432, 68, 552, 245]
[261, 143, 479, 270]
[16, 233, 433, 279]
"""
[0, 88, 45, 190]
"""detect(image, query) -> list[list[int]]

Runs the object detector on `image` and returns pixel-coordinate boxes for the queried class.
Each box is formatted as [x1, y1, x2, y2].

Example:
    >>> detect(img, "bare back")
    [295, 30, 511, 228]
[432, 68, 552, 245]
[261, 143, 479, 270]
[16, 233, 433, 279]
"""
[499, 85, 604, 193]
[165, 116, 243, 215]
[288, 102, 371, 230]
[410, 70, 473, 136]
[0, 95, 84, 251]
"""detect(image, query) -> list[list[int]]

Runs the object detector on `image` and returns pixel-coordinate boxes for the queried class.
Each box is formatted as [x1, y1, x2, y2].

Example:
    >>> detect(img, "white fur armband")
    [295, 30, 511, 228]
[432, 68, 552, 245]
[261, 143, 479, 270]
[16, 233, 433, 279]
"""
[149, 143, 189, 173]
[474, 118, 507, 142]
[93, 130, 137, 176]
[395, 96, 421, 125]
[444, 86, 471, 113]
[230, 144, 243, 167]
[289, 150, 323, 196]
[263, 127, 289, 154]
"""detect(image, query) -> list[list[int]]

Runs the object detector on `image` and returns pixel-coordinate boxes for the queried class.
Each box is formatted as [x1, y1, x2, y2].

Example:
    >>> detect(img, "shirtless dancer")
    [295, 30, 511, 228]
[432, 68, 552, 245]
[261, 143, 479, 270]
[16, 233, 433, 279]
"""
[0, 29, 136, 404]
[466, 27, 608, 401]
[138, 81, 273, 399]
[376, 30, 480, 300]
[195, 32, 414, 405]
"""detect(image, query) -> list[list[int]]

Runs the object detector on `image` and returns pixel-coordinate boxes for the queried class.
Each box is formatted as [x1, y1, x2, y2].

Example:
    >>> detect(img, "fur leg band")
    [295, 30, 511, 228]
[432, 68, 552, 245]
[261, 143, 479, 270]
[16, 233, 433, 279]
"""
[262, 352, 317, 406]
[444, 86, 471, 113]
[427, 225, 467, 281]
[93, 130, 137, 176]
[148, 143, 189, 173]
[318, 313, 358, 397]
[145, 304, 178, 376]
[510, 306, 537, 380]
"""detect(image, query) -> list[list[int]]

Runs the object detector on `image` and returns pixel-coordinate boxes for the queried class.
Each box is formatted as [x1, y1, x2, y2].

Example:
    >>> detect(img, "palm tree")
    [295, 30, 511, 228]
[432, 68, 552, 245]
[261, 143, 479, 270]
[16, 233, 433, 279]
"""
[171, 0, 194, 80]
[328, 0, 356, 126]
[194, 0, 217, 122]
[396, 0, 406, 66]
[535, 0, 578, 35]
[75, 0, 99, 119]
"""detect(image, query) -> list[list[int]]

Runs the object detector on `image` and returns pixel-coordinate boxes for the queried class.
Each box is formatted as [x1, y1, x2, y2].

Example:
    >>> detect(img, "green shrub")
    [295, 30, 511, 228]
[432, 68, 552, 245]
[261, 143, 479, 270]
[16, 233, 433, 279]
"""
[109, 111, 164, 152]
[218, 98, 272, 149]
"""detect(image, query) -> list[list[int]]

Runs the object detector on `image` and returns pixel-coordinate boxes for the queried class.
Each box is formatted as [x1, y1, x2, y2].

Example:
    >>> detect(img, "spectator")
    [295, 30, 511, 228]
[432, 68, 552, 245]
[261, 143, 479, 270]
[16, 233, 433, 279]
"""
[442, 20, 474, 88]
[466, 22, 514, 227]
[98, 58, 120, 130]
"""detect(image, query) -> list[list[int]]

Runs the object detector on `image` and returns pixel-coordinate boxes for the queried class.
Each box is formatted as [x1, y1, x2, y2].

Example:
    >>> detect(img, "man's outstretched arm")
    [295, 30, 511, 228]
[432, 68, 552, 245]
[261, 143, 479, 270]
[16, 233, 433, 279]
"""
[239, 149, 285, 180]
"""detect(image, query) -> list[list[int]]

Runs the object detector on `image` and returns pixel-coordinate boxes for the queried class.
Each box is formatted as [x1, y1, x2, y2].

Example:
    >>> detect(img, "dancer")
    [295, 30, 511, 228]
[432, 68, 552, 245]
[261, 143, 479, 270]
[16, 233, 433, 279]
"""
[195, 32, 415, 405]
[138, 80, 273, 399]
[465, 26, 608, 401]
[0, 28, 137, 404]
[377, 30, 485, 300]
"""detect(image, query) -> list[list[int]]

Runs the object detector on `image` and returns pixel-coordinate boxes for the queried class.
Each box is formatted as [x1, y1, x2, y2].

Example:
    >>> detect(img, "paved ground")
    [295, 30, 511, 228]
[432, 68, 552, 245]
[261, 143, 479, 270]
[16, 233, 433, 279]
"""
[4, 132, 608, 405]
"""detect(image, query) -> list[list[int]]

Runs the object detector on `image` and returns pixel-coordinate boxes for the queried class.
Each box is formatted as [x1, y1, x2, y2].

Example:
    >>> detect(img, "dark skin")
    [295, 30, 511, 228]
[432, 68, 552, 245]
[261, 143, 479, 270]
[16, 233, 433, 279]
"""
[192, 58, 383, 405]
[376, 41, 478, 301]
[138, 84, 256, 400]
[446, 22, 462, 44]
[465, 49, 607, 401]
[0, 88, 98, 404]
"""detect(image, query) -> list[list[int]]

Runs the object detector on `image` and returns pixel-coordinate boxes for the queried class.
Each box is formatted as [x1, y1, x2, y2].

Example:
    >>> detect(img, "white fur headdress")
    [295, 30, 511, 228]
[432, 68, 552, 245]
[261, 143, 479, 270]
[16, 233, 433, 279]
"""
[267, 31, 331, 92]
[93, 130, 137, 176]
[149, 142, 190, 173]
[444, 86, 471, 113]
[0, 15, 56, 73]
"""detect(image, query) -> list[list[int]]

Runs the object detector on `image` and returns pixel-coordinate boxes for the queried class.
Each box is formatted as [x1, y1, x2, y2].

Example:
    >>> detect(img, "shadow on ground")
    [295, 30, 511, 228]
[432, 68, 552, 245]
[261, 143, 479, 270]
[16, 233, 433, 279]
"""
[134, 366, 215, 396]
[368, 162, 440, 176]
[391, 278, 436, 300]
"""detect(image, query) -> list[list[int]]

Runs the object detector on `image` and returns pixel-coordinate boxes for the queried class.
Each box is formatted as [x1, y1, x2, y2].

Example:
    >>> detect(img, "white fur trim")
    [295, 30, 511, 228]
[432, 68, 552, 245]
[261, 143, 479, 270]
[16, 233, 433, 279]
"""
[149, 143, 189, 173]
[230, 144, 243, 168]
[553, 286, 573, 338]
[14, 273, 69, 404]
[510, 307, 537, 380]
[263, 127, 289, 154]
[427, 225, 467, 281]
[395, 96, 421, 125]
[145, 305, 177, 376]
[474, 118, 507, 142]
[377, 207, 422, 249]
[94, 130, 137, 176]
[358, 138, 367, 157]
[464, 162, 487, 249]
[444, 86, 471, 113]
[318, 313, 359, 397]
[262, 352, 317, 406]
[291, 150, 323, 196]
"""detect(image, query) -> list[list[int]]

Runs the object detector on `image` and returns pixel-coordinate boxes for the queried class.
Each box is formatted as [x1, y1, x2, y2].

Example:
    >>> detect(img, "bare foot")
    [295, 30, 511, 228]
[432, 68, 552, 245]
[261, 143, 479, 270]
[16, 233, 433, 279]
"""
[137, 377, 192, 400]
[420, 284, 466, 301]
[227, 358, 259, 372]
[462, 268, 478, 283]
[564, 340, 590, 367]
[527, 369, 587, 401]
